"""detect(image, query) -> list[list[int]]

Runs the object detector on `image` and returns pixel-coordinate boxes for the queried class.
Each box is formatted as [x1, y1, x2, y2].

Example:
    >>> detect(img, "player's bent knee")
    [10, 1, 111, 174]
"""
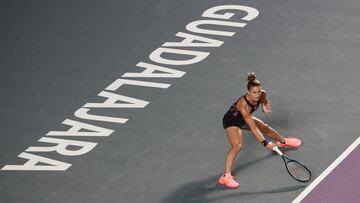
[231, 143, 242, 153]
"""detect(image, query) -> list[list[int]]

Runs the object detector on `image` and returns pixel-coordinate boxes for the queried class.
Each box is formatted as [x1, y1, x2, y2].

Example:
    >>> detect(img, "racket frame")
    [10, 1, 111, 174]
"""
[273, 146, 311, 182]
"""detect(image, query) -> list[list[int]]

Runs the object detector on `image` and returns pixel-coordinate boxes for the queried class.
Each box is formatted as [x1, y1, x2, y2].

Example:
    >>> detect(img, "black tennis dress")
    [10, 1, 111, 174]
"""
[222, 94, 260, 129]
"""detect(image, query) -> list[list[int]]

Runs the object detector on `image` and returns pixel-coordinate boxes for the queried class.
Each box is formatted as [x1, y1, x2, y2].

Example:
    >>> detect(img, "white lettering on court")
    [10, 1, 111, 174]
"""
[2, 4, 259, 171]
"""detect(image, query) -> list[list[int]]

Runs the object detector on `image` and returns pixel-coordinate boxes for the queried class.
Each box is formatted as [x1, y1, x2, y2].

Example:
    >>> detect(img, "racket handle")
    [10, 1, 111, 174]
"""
[272, 146, 283, 156]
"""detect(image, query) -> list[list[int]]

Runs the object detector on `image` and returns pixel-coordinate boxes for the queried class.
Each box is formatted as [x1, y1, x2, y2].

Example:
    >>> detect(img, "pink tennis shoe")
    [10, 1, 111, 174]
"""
[218, 173, 239, 189]
[276, 137, 302, 148]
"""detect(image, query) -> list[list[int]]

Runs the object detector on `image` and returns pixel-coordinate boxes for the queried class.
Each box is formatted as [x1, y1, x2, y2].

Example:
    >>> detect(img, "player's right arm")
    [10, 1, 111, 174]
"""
[238, 100, 275, 149]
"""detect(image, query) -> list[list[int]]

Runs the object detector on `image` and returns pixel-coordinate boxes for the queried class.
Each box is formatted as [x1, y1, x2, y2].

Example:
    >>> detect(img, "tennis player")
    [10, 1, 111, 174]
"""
[218, 72, 302, 189]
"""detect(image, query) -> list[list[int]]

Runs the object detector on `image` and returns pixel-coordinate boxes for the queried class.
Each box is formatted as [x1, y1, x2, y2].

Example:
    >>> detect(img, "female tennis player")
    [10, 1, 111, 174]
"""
[218, 72, 302, 189]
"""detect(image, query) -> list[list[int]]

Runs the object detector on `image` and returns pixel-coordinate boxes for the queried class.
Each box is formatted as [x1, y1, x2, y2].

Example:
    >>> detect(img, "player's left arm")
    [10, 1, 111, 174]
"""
[260, 89, 271, 113]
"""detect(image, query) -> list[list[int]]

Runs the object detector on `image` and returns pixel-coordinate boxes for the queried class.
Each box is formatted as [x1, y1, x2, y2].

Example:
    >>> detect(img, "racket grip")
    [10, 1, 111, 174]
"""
[272, 146, 283, 156]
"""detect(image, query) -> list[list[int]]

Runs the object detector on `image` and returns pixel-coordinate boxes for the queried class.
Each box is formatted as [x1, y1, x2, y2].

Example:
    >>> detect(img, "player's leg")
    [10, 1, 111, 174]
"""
[252, 116, 302, 148]
[219, 126, 242, 189]
[252, 116, 285, 143]
[224, 126, 243, 173]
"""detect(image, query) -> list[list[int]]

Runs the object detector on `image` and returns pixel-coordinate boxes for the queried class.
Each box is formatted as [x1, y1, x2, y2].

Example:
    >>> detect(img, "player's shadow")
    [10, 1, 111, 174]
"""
[161, 150, 306, 203]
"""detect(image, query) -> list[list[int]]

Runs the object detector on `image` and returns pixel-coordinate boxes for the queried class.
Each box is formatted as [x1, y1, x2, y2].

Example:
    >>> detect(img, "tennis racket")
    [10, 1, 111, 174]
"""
[273, 146, 311, 182]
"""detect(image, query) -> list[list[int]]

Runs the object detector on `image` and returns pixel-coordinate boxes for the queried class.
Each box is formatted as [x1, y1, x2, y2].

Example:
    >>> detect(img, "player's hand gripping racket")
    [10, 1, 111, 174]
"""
[273, 146, 311, 182]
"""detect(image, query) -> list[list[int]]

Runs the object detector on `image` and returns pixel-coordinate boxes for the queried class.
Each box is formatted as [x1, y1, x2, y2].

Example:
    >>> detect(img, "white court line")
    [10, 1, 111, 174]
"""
[292, 136, 360, 203]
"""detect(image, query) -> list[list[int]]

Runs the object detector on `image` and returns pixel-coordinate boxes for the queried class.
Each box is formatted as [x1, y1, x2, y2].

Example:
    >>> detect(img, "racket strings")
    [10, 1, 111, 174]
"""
[286, 161, 311, 181]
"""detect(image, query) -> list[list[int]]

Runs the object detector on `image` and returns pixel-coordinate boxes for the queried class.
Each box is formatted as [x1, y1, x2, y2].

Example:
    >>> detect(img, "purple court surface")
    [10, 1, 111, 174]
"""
[294, 137, 360, 203]
[302, 145, 360, 202]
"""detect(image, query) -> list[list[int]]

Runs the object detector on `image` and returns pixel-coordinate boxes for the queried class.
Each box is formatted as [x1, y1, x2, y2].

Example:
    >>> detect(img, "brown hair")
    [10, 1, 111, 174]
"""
[247, 72, 261, 90]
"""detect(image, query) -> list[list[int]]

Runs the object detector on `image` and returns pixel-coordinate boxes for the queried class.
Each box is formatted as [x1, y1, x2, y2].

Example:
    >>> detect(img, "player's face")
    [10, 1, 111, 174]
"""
[247, 86, 262, 102]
